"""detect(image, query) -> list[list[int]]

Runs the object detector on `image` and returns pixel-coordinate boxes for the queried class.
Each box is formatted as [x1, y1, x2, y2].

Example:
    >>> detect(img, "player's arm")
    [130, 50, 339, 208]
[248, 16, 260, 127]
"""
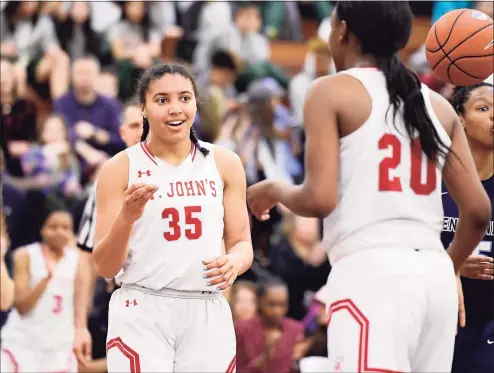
[92, 152, 131, 278]
[93, 152, 157, 278]
[431, 92, 491, 272]
[249, 75, 340, 218]
[203, 147, 254, 289]
[0, 257, 14, 311]
[13, 248, 52, 315]
[73, 252, 93, 328]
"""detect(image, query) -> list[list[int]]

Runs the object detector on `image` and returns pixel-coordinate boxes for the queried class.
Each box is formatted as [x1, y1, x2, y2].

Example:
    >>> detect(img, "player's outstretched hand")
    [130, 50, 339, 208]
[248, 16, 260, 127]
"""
[247, 180, 277, 221]
[460, 255, 494, 280]
[121, 183, 158, 223]
[73, 327, 92, 367]
[202, 255, 240, 291]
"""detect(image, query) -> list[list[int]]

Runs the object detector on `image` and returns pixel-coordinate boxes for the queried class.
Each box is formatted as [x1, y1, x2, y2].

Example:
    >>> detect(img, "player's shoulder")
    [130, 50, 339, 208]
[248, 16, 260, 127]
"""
[97, 150, 130, 186]
[308, 73, 367, 105]
[211, 144, 245, 184]
[12, 244, 36, 265]
[426, 87, 458, 137]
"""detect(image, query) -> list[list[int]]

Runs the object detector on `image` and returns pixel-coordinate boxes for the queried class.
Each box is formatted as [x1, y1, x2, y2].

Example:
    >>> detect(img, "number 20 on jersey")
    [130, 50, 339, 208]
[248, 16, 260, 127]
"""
[378, 134, 437, 195]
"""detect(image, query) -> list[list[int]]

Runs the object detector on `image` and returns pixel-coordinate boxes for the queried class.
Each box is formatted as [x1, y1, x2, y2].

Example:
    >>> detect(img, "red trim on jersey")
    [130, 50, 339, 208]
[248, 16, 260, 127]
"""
[2, 348, 19, 373]
[226, 355, 236, 373]
[327, 299, 403, 373]
[140, 142, 158, 166]
[107, 337, 141, 373]
[191, 142, 197, 163]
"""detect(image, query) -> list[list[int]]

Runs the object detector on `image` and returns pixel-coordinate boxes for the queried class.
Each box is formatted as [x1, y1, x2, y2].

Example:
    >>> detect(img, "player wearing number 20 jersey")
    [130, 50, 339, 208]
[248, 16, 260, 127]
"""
[247, 4, 491, 372]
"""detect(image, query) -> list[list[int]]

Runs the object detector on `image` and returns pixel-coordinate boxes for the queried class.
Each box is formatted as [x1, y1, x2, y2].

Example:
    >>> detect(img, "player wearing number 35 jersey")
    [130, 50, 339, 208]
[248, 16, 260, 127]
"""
[247, 2, 491, 373]
[93, 63, 253, 372]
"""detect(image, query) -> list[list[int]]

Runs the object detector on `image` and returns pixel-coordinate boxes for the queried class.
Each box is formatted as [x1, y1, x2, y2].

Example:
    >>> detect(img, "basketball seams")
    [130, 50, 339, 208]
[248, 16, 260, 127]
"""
[448, 53, 494, 82]
[432, 23, 493, 70]
[426, 9, 467, 53]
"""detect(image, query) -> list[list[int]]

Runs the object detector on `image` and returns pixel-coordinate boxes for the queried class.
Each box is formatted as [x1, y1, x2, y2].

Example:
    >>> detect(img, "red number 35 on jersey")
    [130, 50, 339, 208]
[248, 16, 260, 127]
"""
[162, 206, 202, 242]
[378, 134, 437, 195]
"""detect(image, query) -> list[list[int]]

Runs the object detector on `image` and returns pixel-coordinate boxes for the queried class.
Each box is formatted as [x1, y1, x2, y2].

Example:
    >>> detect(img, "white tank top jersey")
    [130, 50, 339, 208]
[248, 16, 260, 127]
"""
[1, 243, 79, 350]
[322, 67, 452, 265]
[115, 141, 224, 292]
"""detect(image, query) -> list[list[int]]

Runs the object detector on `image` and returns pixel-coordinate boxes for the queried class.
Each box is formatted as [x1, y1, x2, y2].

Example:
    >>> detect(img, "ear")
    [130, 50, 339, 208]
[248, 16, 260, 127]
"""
[459, 114, 466, 128]
[338, 20, 348, 43]
[140, 104, 147, 119]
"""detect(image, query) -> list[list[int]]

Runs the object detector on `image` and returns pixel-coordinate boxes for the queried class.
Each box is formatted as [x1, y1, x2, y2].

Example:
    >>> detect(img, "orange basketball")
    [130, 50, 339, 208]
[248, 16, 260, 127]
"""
[425, 8, 494, 86]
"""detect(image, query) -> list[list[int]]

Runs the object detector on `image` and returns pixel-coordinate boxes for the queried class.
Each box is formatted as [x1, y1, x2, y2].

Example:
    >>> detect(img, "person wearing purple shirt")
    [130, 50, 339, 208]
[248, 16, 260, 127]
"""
[53, 55, 125, 159]
[443, 83, 494, 373]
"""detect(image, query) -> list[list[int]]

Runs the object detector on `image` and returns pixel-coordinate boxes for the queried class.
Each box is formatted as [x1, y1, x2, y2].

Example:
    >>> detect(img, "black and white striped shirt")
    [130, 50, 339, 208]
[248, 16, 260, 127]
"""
[77, 184, 97, 253]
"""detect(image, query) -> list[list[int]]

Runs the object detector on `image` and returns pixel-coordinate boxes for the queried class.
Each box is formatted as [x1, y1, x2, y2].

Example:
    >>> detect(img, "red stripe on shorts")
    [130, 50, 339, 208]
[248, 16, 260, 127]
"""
[107, 337, 141, 373]
[226, 355, 236, 373]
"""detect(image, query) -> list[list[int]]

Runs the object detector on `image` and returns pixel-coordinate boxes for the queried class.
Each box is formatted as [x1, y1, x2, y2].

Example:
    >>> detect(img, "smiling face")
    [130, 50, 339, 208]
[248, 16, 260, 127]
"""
[461, 86, 494, 150]
[141, 73, 197, 145]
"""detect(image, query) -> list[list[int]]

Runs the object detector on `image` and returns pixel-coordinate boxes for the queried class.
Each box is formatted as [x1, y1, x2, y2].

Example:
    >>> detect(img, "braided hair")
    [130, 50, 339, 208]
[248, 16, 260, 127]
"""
[451, 82, 493, 115]
[138, 63, 209, 157]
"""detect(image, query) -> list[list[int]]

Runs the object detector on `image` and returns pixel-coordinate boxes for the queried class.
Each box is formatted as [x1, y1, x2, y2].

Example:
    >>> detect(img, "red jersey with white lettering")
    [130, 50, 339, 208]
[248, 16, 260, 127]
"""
[115, 141, 224, 292]
[1, 243, 79, 350]
[322, 67, 452, 264]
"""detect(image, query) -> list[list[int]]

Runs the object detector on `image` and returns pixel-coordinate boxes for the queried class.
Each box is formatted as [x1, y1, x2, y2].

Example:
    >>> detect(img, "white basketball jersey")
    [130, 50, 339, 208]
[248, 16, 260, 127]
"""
[1, 243, 79, 350]
[116, 141, 224, 292]
[323, 68, 452, 264]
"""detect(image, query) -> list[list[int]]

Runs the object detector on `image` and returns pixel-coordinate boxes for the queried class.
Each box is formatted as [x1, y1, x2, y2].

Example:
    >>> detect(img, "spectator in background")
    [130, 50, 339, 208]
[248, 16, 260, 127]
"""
[235, 278, 304, 373]
[95, 67, 119, 100]
[108, 1, 162, 101]
[1, 59, 38, 177]
[54, 2, 108, 65]
[289, 38, 334, 126]
[53, 55, 124, 180]
[269, 212, 329, 320]
[229, 280, 258, 322]
[20, 114, 81, 202]
[194, 2, 270, 78]
[0, 1, 70, 99]
[261, 2, 303, 41]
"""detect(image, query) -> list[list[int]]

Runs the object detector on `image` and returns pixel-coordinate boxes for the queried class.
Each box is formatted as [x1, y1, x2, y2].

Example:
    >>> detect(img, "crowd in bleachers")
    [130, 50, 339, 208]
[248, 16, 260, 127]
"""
[1, 1, 492, 373]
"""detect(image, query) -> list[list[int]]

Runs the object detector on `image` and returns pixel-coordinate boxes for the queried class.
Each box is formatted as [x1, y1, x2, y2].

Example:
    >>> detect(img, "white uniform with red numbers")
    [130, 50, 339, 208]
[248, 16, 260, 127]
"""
[106, 141, 236, 373]
[320, 68, 457, 373]
[0, 243, 79, 373]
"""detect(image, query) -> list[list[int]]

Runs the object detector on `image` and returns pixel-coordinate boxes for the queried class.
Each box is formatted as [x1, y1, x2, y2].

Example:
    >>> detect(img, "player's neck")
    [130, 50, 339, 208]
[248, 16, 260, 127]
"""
[351, 55, 379, 70]
[146, 136, 192, 166]
[42, 244, 64, 261]
[469, 142, 493, 180]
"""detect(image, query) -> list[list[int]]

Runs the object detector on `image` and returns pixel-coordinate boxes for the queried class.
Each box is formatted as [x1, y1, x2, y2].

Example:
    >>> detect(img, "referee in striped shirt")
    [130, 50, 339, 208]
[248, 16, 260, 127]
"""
[73, 99, 144, 369]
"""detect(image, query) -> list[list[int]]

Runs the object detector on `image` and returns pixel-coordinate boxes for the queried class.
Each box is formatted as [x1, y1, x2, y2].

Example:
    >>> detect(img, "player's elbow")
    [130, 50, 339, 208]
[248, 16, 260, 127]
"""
[94, 261, 121, 279]
[309, 197, 336, 219]
[462, 194, 491, 233]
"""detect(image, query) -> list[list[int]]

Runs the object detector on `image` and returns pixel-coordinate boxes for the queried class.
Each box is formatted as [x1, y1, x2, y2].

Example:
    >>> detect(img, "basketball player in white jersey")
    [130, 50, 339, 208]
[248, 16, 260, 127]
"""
[247, 2, 491, 372]
[73, 99, 145, 369]
[93, 63, 253, 372]
[1, 210, 80, 372]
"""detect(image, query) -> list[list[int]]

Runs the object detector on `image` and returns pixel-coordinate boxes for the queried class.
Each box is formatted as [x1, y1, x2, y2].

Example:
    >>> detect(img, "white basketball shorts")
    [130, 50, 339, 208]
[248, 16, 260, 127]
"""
[106, 285, 236, 373]
[323, 247, 458, 373]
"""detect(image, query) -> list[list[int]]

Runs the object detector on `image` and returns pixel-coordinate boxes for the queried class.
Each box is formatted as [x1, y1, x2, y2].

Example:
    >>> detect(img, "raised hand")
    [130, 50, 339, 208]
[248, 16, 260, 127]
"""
[120, 183, 158, 223]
